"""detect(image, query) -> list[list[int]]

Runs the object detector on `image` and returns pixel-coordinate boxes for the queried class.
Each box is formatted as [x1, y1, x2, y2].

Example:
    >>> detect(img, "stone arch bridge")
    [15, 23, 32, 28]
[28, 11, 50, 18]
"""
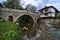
[0, 8, 40, 25]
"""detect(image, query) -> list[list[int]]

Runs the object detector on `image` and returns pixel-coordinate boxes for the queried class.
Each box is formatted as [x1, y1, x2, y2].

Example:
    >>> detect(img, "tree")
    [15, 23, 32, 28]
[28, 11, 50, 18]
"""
[26, 4, 37, 13]
[30, 5, 37, 13]
[26, 4, 31, 12]
[2, 0, 24, 10]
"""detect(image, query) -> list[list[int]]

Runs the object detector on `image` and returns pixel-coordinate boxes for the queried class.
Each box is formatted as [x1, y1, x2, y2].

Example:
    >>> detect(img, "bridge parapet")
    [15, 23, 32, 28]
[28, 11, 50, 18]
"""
[1, 8, 27, 13]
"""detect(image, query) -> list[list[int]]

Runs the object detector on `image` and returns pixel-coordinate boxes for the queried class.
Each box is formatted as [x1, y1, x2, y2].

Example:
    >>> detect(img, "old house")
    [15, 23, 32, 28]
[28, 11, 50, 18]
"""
[39, 6, 58, 18]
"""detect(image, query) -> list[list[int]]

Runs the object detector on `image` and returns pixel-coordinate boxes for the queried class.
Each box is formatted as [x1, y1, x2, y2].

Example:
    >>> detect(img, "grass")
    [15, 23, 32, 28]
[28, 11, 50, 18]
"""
[0, 21, 22, 40]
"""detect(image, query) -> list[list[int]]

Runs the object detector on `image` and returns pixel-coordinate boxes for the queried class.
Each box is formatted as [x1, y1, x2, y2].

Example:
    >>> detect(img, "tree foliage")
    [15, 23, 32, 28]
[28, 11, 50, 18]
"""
[2, 0, 24, 10]
[56, 14, 60, 18]
[26, 4, 37, 13]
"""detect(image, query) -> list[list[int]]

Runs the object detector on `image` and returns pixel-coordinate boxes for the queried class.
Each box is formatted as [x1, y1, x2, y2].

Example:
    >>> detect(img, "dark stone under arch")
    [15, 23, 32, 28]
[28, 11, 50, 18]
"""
[16, 15, 34, 30]
[8, 16, 13, 22]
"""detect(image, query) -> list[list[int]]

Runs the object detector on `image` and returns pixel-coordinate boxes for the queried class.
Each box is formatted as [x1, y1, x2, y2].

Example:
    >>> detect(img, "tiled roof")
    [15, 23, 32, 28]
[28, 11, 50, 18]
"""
[39, 6, 59, 13]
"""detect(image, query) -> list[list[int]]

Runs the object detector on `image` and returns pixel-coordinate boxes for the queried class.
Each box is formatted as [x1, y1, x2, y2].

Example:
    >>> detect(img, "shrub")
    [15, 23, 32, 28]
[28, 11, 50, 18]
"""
[56, 14, 60, 18]
[0, 22, 22, 40]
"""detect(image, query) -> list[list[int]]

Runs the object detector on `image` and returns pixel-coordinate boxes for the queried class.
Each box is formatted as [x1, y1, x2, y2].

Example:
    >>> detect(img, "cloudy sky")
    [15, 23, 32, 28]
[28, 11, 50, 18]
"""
[20, 0, 46, 10]
[0, 0, 6, 2]
[0, 0, 60, 11]
[20, 0, 60, 11]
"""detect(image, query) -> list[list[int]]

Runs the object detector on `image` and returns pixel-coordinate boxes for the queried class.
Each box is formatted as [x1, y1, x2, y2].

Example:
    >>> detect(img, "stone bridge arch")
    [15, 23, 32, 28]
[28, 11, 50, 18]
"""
[15, 14, 35, 30]
[8, 15, 13, 22]
[14, 14, 35, 23]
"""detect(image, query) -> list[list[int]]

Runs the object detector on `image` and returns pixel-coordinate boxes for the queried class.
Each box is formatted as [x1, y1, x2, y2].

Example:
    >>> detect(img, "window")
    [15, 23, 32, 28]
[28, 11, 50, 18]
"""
[45, 8, 48, 12]
[45, 13, 48, 16]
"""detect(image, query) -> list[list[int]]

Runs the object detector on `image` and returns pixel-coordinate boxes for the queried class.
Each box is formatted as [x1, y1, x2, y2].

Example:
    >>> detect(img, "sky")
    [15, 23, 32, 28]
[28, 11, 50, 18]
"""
[20, 0, 46, 10]
[20, 0, 60, 11]
[0, 0, 60, 11]
[0, 0, 6, 3]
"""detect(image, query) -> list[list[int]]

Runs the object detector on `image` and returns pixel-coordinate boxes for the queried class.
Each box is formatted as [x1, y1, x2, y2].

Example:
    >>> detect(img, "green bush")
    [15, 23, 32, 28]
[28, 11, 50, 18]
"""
[0, 22, 22, 40]
[56, 14, 60, 18]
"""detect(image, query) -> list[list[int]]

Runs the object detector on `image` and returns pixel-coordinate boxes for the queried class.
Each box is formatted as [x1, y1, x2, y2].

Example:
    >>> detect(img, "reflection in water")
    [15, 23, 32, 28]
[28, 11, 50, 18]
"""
[22, 22, 60, 40]
[23, 29, 42, 40]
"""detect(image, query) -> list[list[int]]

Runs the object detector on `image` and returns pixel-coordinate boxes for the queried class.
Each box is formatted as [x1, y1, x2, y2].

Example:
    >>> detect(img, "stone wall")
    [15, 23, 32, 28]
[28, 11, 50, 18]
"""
[40, 18, 60, 23]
